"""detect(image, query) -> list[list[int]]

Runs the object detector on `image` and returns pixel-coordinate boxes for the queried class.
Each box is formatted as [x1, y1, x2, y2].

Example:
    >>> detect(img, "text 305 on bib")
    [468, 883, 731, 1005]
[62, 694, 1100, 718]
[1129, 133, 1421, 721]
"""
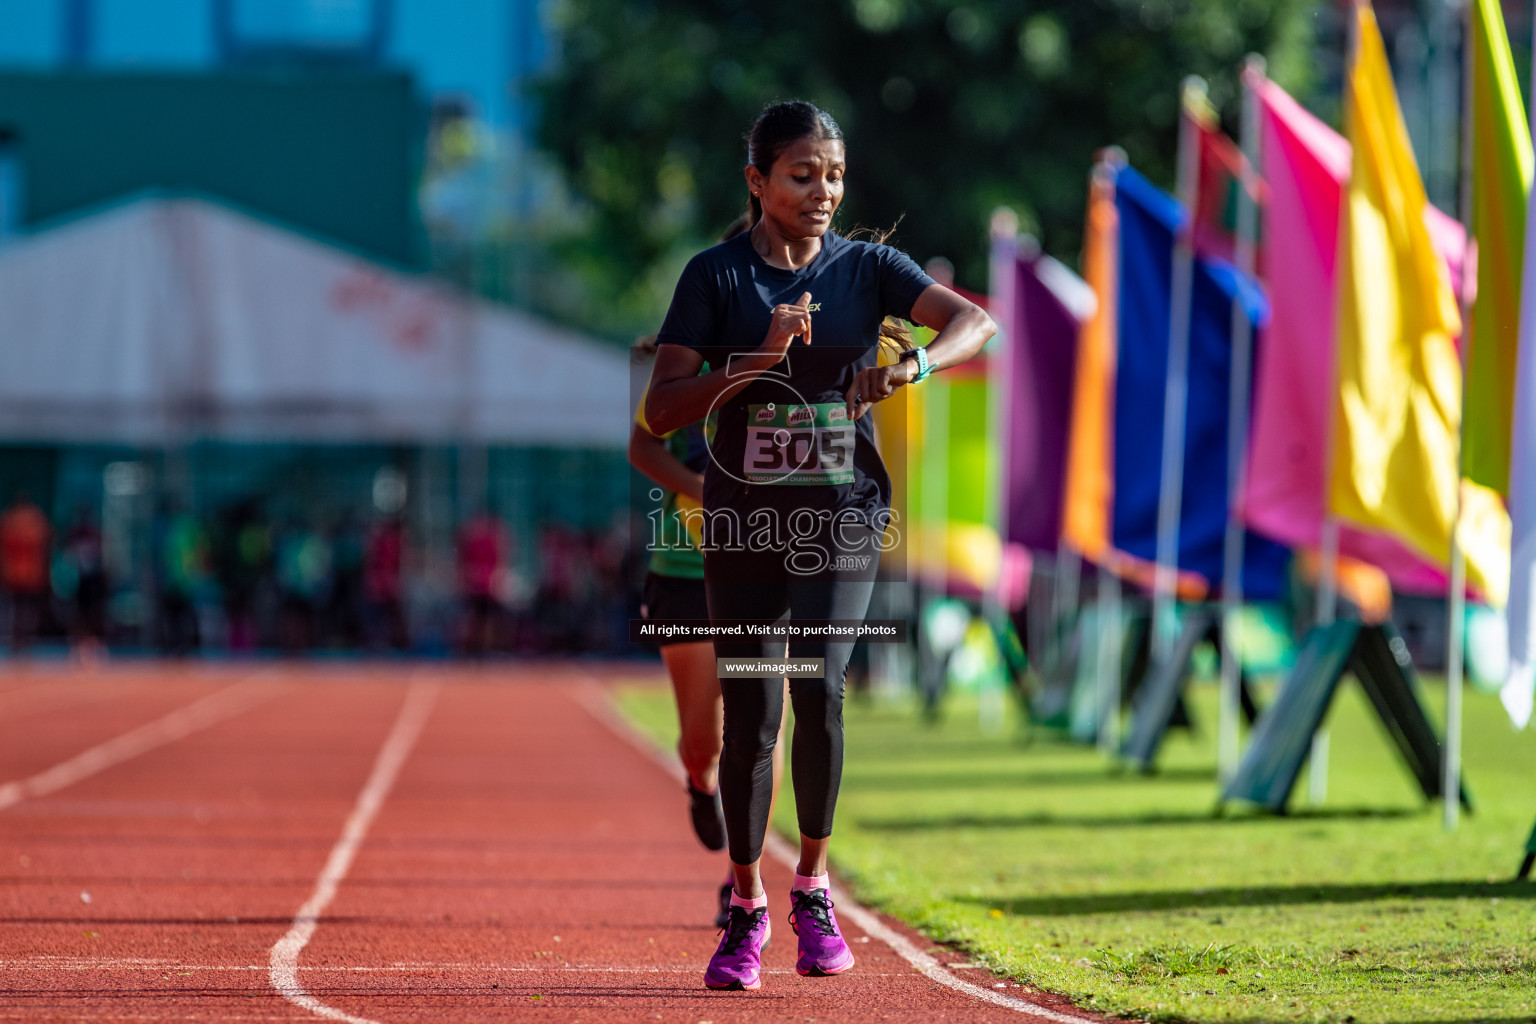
[743, 403, 855, 486]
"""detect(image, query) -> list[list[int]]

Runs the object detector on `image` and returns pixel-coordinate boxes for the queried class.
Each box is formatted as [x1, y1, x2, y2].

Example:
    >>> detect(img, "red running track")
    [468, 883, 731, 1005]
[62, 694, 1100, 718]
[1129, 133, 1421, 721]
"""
[0, 663, 1099, 1023]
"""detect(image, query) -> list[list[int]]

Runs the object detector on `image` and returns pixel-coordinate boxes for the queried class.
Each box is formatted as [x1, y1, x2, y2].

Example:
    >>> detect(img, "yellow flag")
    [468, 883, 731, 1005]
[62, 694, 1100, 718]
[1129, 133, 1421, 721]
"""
[1331, 4, 1507, 604]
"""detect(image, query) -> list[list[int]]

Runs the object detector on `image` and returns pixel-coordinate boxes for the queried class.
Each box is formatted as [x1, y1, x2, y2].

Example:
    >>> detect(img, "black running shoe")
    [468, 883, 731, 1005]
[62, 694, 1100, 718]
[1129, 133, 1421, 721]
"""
[687, 781, 726, 851]
[714, 879, 733, 930]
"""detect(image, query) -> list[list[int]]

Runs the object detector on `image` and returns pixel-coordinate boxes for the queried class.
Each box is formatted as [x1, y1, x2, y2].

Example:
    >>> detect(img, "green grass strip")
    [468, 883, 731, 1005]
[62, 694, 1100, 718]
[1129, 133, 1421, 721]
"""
[614, 676, 1536, 1023]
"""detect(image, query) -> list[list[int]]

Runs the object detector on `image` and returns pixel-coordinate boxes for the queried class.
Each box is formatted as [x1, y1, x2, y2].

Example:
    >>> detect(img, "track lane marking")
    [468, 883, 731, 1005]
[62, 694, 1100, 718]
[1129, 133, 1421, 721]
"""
[0, 680, 280, 813]
[575, 678, 1100, 1023]
[268, 681, 439, 1024]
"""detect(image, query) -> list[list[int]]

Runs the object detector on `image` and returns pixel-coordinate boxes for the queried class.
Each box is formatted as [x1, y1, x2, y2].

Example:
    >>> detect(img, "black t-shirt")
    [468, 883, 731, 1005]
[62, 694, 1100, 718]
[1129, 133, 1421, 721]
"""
[655, 231, 934, 533]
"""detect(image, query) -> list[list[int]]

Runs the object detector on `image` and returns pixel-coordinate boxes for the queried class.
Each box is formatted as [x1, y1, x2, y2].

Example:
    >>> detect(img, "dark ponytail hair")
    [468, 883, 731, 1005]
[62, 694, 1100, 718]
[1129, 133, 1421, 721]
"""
[744, 100, 844, 225]
[718, 212, 753, 242]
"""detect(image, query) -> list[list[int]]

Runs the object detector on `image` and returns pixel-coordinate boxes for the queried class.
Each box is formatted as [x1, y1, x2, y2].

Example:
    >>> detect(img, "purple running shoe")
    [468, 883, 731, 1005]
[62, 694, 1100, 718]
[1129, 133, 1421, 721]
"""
[792, 890, 854, 976]
[788, 888, 854, 976]
[704, 904, 771, 990]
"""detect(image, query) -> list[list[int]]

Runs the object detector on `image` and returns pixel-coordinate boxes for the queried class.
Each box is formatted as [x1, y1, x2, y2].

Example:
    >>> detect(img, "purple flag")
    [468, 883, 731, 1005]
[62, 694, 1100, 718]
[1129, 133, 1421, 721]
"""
[994, 236, 1095, 552]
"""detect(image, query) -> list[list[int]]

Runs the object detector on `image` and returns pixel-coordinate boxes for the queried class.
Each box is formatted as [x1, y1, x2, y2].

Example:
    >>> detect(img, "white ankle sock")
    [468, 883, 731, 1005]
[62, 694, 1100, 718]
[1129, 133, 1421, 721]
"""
[793, 872, 829, 893]
[730, 889, 768, 910]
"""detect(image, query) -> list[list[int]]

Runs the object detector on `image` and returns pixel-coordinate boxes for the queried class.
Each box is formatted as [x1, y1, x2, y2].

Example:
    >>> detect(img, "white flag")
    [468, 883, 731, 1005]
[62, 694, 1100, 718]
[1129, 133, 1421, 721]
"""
[1505, 179, 1536, 729]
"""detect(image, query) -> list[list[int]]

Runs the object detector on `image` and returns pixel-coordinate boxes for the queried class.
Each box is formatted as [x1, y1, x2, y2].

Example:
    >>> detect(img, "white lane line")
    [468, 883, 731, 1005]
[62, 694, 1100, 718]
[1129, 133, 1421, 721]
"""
[268, 681, 439, 1024]
[817, 863, 1090, 1022]
[575, 678, 1102, 1023]
[0, 681, 278, 812]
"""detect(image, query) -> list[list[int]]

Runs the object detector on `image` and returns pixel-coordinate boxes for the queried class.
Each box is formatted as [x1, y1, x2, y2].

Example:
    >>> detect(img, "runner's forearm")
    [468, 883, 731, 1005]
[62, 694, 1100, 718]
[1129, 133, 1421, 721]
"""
[645, 351, 785, 437]
[917, 305, 995, 374]
[627, 426, 705, 503]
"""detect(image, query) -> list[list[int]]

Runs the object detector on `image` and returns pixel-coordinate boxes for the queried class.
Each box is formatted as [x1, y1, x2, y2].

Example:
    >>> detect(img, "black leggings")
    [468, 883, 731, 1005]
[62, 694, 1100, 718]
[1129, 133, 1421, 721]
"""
[704, 523, 879, 865]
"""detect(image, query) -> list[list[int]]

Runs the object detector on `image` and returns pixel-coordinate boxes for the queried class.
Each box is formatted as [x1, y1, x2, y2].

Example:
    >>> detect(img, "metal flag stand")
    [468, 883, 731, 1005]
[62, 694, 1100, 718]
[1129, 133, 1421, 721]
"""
[1443, 0, 1476, 835]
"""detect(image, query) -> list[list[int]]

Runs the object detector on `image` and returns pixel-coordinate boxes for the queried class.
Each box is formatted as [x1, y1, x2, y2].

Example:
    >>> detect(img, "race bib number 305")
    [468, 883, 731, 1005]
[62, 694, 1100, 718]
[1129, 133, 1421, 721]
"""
[743, 403, 856, 486]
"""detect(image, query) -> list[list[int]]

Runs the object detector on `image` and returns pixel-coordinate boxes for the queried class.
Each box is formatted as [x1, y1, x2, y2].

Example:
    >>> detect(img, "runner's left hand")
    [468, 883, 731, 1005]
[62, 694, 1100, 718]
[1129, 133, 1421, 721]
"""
[845, 361, 916, 421]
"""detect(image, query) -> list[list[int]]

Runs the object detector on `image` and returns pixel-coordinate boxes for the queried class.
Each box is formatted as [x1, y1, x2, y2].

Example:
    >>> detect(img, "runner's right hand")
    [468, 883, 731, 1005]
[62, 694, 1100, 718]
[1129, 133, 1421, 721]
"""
[758, 292, 813, 362]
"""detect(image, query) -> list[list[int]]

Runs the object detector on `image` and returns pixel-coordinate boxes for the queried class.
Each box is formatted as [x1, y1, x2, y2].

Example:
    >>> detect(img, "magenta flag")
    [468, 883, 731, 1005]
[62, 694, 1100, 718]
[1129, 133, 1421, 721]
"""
[1243, 78, 1465, 594]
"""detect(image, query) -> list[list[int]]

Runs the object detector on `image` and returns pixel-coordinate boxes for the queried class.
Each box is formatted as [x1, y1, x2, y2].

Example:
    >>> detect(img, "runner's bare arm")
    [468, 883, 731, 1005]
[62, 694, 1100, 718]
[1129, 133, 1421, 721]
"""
[844, 284, 994, 421]
[909, 283, 995, 369]
[645, 292, 814, 436]
[627, 423, 705, 503]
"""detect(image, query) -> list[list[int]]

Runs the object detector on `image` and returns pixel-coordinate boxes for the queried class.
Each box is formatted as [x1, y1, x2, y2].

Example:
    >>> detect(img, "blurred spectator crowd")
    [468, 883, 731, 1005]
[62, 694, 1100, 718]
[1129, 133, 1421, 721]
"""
[0, 492, 638, 658]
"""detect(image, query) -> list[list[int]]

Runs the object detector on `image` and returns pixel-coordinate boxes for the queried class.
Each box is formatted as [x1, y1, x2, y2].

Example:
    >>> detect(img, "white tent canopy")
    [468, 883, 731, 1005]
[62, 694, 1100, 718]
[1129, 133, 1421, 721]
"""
[0, 195, 630, 447]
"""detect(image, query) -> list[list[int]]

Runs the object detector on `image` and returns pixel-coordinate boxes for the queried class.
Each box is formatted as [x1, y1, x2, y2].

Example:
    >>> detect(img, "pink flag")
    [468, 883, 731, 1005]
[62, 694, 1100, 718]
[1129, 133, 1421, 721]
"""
[1243, 77, 1465, 595]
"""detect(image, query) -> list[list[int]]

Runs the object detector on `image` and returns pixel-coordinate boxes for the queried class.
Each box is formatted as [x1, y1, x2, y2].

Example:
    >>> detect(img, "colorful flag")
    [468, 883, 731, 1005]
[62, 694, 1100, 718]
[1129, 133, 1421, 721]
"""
[1110, 165, 1290, 598]
[1463, 0, 1533, 496]
[1506, 210, 1536, 726]
[895, 292, 1032, 609]
[1060, 159, 1288, 598]
[1242, 71, 1497, 599]
[1330, 4, 1506, 604]
[994, 236, 1095, 552]
[1061, 166, 1119, 567]
[1186, 90, 1264, 266]
[1504, 2, 1536, 726]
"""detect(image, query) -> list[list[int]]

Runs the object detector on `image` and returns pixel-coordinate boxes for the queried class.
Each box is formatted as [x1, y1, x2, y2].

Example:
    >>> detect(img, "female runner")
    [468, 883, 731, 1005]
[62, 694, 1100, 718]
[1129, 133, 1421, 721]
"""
[644, 100, 994, 991]
[630, 216, 789, 928]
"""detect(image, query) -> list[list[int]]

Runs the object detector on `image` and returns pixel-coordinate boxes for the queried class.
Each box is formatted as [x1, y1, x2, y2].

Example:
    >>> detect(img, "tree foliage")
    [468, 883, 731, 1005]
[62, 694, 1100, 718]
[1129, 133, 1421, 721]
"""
[535, 0, 1317, 335]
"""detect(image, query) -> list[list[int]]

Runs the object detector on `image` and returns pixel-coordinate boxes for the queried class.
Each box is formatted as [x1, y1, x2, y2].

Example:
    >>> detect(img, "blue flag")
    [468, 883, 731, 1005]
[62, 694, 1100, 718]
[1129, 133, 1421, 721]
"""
[1110, 165, 1290, 599]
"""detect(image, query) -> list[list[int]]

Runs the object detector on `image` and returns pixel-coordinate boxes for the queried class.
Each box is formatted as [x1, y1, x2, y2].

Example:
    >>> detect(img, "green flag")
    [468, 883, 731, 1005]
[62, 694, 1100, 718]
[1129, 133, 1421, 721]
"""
[1464, 0, 1533, 495]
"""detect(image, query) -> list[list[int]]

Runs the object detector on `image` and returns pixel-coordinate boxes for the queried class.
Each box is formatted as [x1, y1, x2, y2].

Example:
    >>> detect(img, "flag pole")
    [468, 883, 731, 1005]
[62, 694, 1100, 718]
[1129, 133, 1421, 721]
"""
[1312, 1, 1371, 805]
[1219, 55, 1266, 787]
[1054, 538, 1081, 643]
[1308, 516, 1335, 803]
[1152, 76, 1206, 663]
[982, 210, 1020, 733]
[1444, 0, 1476, 833]
[1319, 0, 1370, 638]
[1089, 151, 1126, 754]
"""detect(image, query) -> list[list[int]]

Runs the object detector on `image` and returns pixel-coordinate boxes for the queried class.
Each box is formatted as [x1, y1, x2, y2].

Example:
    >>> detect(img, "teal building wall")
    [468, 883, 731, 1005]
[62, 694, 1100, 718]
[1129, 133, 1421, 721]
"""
[0, 71, 423, 265]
